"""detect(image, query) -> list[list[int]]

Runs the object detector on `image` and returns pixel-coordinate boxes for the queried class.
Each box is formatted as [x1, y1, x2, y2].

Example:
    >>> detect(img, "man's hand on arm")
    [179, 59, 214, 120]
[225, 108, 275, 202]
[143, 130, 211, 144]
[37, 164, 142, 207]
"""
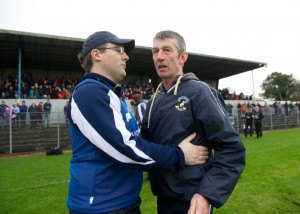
[188, 193, 210, 214]
[178, 133, 209, 165]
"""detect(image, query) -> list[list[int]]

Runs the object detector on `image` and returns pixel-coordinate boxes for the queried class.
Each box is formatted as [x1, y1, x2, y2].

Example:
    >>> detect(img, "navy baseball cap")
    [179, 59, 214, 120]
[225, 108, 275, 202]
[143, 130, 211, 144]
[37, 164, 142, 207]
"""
[82, 31, 135, 58]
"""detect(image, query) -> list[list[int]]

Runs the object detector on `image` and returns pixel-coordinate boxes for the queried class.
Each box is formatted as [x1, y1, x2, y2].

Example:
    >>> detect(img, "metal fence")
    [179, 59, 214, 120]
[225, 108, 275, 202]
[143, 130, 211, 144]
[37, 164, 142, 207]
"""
[228, 105, 300, 133]
[1, 105, 299, 154]
[0, 111, 70, 154]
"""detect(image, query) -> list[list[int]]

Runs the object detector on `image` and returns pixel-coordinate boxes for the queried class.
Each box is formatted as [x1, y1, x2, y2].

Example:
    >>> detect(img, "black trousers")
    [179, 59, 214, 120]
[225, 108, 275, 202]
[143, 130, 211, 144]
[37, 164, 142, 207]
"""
[244, 122, 253, 136]
[69, 197, 141, 214]
[157, 197, 213, 214]
[255, 122, 263, 137]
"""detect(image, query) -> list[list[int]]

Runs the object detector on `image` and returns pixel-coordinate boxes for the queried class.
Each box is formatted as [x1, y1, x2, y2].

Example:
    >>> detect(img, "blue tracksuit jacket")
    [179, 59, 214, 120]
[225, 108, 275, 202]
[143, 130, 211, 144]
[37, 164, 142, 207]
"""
[67, 73, 184, 213]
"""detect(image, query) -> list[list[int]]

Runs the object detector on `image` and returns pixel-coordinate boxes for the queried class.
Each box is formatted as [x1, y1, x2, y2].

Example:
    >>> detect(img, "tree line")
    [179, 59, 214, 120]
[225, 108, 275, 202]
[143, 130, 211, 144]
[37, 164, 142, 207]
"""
[260, 72, 300, 101]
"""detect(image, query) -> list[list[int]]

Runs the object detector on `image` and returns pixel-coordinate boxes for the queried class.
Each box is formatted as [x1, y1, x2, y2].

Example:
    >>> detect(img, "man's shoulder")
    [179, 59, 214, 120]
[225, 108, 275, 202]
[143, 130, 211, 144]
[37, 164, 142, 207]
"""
[137, 101, 147, 108]
[184, 79, 212, 89]
[74, 80, 110, 96]
[182, 79, 218, 96]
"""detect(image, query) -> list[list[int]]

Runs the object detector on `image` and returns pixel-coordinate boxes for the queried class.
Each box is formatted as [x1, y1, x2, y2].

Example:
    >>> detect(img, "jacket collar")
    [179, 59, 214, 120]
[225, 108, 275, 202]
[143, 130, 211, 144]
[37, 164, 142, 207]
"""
[84, 72, 123, 97]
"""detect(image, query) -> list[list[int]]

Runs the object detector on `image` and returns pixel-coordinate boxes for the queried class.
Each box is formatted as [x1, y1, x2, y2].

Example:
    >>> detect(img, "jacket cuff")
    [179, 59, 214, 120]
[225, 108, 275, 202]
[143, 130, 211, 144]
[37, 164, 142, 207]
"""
[176, 146, 185, 169]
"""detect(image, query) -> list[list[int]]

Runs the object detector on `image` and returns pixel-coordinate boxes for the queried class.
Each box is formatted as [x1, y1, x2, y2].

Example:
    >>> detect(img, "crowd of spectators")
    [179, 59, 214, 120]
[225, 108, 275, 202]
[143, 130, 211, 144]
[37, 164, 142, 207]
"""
[218, 87, 300, 117]
[0, 73, 264, 106]
[225, 100, 300, 117]
[1, 74, 299, 119]
[219, 88, 254, 101]
[0, 73, 80, 100]
[0, 73, 156, 101]
[0, 73, 157, 127]
[0, 99, 54, 127]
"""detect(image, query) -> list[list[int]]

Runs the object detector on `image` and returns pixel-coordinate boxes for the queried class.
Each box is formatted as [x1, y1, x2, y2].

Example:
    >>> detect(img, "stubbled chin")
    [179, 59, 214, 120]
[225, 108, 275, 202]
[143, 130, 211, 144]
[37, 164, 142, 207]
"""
[157, 69, 169, 77]
[121, 71, 126, 78]
[116, 70, 126, 81]
[157, 67, 167, 73]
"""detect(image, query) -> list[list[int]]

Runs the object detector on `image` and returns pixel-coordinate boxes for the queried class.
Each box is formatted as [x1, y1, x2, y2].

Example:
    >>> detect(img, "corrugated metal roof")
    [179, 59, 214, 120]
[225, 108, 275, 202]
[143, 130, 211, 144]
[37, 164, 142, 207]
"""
[0, 29, 266, 81]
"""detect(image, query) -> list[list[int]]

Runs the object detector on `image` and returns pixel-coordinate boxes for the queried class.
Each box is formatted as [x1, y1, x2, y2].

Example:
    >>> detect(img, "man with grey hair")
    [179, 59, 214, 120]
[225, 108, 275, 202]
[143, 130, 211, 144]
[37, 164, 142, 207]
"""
[141, 30, 246, 214]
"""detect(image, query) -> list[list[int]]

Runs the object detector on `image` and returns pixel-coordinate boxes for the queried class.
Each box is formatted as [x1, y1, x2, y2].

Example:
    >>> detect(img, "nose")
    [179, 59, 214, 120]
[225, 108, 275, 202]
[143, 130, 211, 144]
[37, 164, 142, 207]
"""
[122, 52, 129, 61]
[155, 50, 165, 60]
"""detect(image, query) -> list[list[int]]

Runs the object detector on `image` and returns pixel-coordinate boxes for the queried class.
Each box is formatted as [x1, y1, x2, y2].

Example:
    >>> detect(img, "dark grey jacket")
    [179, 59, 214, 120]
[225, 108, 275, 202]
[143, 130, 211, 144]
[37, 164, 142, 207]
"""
[141, 73, 245, 208]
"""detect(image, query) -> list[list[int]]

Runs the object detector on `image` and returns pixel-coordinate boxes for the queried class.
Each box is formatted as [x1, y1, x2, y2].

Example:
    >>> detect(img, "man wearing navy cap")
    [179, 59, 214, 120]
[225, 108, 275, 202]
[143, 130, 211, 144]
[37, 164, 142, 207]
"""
[66, 31, 209, 214]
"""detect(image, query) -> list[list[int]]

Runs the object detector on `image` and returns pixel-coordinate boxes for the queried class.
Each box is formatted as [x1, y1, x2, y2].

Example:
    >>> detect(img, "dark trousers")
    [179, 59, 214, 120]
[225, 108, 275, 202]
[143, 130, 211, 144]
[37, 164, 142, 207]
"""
[255, 122, 263, 137]
[19, 113, 26, 126]
[244, 122, 253, 137]
[157, 197, 213, 214]
[69, 197, 141, 214]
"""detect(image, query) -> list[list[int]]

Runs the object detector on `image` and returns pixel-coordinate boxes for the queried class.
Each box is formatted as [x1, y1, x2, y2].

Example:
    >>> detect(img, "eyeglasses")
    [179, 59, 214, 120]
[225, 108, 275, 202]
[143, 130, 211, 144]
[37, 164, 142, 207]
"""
[98, 46, 125, 55]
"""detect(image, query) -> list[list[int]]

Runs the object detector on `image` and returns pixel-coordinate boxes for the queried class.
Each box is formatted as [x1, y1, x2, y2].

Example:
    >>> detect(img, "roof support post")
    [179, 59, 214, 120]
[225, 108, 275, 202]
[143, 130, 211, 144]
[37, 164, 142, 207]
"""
[18, 47, 22, 99]
[251, 70, 255, 102]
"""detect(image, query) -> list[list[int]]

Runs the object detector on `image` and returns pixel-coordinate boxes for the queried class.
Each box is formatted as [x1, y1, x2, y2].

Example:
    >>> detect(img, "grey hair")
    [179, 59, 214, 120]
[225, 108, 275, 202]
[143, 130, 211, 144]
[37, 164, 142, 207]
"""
[153, 30, 186, 55]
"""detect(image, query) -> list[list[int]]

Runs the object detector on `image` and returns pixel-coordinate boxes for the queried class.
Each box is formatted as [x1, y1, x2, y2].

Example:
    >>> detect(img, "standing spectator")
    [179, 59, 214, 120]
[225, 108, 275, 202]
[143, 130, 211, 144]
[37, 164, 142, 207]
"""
[3, 106, 11, 126]
[0, 100, 8, 127]
[273, 101, 278, 115]
[295, 101, 300, 110]
[277, 101, 282, 115]
[237, 102, 242, 115]
[289, 102, 295, 116]
[11, 102, 20, 126]
[43, 99, 52, 126]
[240, 102, 248, 114]
[254, 105, 264, 138]
[243, 108, 254, 137]
[19, 100, 28, 127]
[37, 102, 43, 125]
[284, 101, 289, 116]
[28, 101, 39, 126]
[221, 88, 229, 100]
[226, 102, 233, 116]
[63, 100, 69, 124]
[238, 92, 245, 100]
[232, 91, 238, 100]
[132, 94, 147, 128]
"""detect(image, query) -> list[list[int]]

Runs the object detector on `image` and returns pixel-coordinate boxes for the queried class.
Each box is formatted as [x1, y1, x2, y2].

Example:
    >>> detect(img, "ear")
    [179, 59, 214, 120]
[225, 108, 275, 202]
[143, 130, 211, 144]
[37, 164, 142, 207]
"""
[179, 51, 188, 65]
[90, 49, 102, 61]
